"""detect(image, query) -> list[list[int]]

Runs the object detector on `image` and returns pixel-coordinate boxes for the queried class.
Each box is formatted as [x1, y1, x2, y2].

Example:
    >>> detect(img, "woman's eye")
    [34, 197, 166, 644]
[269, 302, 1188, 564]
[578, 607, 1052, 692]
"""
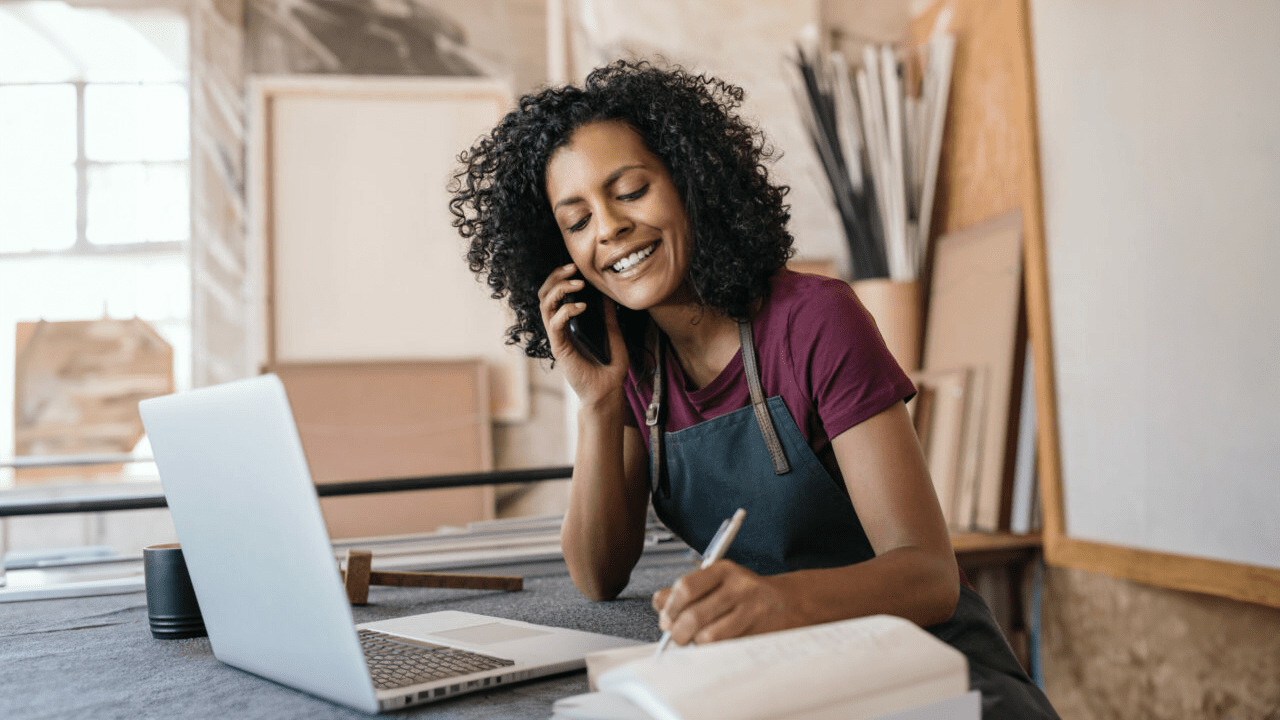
[619, 184, 649, 201]
[567, 216, 589, 233]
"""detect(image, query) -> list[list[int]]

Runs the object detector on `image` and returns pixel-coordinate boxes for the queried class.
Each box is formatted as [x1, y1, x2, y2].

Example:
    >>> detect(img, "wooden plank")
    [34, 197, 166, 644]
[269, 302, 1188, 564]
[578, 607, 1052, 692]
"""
[271, 360, 494, 539]
[907, 0, 1048, 534]
[951, 531, 1041, 555]
[922, 211, 1025, 531]
[1047, 536, 1280, 610]
[13, 318, 174, 482]
[910, 367, 972, 529]
[367, 570, 523, 592]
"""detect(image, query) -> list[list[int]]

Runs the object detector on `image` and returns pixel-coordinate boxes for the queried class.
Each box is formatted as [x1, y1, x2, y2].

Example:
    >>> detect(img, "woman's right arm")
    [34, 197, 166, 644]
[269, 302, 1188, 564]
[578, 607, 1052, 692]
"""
[538, 263, 651, 600]
[562, 397, 651, 600]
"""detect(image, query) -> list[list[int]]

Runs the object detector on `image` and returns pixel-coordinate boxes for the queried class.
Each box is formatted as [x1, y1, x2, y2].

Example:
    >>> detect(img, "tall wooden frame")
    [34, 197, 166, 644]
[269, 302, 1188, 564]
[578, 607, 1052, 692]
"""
[247, 75, 529, 422]
[1020, 1, 1280, 608]
[914, 0, 1280, 608]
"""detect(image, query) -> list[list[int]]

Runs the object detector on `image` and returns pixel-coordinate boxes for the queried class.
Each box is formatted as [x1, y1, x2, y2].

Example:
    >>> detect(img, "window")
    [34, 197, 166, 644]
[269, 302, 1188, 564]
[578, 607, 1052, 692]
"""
[0, 1, 191, 489]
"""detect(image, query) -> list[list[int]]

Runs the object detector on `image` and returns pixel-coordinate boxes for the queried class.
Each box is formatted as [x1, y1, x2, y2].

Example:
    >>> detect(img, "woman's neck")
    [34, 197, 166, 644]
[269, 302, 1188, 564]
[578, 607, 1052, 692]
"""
[648, 300, 741, 391]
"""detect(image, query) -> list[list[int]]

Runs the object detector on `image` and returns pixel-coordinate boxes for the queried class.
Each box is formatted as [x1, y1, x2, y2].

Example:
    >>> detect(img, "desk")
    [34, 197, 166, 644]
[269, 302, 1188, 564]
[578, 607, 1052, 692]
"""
[0, 531, 1042, 720]
[0, 552, 689, 720]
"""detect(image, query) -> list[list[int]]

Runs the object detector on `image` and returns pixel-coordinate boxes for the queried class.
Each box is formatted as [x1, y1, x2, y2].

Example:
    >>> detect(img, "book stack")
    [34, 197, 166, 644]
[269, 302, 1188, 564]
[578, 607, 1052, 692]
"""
[553, 615, 978, 720]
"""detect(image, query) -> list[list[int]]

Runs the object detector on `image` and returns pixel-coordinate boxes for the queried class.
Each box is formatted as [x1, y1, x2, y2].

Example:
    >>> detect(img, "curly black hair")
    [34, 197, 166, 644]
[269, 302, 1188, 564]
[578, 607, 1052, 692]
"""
[448, 59, 794, 366]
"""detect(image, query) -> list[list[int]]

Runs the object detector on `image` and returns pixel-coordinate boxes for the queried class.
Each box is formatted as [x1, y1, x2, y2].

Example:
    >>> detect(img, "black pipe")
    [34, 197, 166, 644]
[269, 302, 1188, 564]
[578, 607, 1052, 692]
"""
[0, 466, 574, 518]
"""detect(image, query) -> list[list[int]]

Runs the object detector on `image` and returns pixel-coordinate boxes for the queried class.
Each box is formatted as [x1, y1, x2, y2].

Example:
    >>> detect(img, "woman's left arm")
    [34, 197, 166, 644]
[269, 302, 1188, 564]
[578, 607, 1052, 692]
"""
[653, 400, 960, 645]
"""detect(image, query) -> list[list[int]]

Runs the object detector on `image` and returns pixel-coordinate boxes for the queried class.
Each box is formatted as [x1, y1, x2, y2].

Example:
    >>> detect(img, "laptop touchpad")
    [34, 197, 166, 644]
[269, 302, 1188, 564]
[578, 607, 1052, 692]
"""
[430, 622, 552, 645]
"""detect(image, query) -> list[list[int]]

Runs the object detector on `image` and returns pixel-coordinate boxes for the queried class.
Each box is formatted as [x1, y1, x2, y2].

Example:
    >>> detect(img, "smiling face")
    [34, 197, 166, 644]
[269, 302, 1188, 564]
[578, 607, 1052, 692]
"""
[544, 120, 694, 312]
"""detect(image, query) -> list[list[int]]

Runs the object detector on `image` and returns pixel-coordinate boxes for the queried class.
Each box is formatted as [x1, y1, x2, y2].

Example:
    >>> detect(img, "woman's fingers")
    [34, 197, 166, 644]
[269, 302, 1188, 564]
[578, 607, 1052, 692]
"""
[665, 587, 737, 646]
[655, 561, 786, 646]
[656, 563, 731, 641]
[692, 604, 756, 645]
[537, 262, 583, 306]
[537, 263, 588, 353]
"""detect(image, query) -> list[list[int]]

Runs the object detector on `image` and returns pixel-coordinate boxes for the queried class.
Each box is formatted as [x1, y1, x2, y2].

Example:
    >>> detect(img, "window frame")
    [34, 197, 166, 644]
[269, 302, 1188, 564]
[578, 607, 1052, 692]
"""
[0, 3, 192, 260]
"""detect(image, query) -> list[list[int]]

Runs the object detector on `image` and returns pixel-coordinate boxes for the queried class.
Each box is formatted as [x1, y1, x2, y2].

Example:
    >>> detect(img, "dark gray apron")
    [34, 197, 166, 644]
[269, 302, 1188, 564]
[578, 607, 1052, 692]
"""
[642, 322, 1059, 720]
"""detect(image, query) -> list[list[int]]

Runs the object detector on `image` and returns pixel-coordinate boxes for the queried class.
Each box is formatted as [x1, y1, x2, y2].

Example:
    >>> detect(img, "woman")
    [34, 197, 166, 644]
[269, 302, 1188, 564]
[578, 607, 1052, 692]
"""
[451, 59, 1057, 719]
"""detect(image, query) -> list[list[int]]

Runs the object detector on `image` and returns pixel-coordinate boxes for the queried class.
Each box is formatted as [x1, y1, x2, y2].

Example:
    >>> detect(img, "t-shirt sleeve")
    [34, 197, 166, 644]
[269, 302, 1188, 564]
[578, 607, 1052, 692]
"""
[786, 279, 916, 440]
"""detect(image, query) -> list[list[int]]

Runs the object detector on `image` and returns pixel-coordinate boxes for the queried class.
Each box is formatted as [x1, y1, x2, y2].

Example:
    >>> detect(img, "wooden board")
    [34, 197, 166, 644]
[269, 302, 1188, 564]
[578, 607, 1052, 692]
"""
[271, 360, 494, 539]
[922, 211, 1025, 531]
[911, 367, 972, 530]
[913, 0, 1280, 607]
[249, 75, 530, 423]
[1023, 0, 1280, 606]
[14, 318, 174, 482]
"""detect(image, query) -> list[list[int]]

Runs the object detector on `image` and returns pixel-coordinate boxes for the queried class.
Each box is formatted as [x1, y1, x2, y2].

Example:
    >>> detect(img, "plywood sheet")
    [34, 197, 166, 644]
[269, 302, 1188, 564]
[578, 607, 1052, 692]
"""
[271, 360, 494, 538]
[911, 366, 972, 529]
[252, 76, 529, 423]
[923, 210, 1025, 531]
[14, 318, 174, 482]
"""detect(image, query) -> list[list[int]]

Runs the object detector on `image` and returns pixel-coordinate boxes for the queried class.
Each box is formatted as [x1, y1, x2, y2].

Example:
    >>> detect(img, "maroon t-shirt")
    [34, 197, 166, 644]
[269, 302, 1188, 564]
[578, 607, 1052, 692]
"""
[624, 269, 915, 467]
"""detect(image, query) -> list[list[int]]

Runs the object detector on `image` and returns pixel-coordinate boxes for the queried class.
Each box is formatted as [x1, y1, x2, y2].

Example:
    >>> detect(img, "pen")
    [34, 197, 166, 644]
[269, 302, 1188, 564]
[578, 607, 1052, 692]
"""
[654, 508, 746, 656]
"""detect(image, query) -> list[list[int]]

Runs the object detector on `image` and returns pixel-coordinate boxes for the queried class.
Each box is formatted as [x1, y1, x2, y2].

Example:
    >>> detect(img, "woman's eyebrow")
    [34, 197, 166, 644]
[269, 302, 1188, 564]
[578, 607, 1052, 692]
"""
[552, 164, 646, 211]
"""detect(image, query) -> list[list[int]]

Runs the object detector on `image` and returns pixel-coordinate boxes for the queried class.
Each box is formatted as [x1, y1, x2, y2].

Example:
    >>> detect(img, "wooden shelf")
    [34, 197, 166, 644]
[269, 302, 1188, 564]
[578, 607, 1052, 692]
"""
[952, 531, 1041, 570]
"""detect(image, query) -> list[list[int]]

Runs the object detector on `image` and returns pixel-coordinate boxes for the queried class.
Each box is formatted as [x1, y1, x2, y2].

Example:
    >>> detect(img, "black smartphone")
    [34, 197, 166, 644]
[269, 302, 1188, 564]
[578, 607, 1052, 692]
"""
[565, 277, 611, 365]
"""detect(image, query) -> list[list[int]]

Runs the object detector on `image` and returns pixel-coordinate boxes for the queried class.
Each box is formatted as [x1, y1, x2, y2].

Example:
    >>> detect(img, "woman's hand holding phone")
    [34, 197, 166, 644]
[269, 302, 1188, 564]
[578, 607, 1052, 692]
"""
[538, 263, 627, 404]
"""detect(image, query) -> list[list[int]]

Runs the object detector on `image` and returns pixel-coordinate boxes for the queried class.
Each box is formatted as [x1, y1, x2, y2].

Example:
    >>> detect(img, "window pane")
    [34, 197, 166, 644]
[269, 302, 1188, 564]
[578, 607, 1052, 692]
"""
[0, 6, 78, 83]
[142, 164, 189, 241]
[86, 84, 189, 162]
[79, 8, 187, 84]
[0, 84, 76, 164]
[87, 163, 188, 244]
[0, 4, 187, 85]
[0, 162, 75, 252]
[87, 163, 142, 245]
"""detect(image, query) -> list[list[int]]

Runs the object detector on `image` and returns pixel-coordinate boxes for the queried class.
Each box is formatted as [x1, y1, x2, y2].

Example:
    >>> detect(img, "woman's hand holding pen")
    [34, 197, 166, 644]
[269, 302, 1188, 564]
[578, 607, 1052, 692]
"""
[537, 262, 627, 404]
[652, 560, 797, 646]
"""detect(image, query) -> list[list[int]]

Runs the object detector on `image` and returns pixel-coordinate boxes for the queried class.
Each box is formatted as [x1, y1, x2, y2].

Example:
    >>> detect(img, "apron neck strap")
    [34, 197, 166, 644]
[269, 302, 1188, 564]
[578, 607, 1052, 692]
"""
[738, 321, 791, 475]
[646, 336, 668, 498]
[644, 321, 791, 498]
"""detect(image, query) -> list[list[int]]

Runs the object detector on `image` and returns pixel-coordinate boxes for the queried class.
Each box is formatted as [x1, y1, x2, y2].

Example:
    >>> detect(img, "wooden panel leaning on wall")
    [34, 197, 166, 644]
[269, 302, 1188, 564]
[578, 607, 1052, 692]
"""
[270, 360, 495, 539]
[15, 318, 174, 483]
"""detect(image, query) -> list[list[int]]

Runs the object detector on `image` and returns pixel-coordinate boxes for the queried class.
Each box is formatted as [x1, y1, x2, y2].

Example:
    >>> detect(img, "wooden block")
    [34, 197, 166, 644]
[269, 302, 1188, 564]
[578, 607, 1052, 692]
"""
[343, 549, 373, 605]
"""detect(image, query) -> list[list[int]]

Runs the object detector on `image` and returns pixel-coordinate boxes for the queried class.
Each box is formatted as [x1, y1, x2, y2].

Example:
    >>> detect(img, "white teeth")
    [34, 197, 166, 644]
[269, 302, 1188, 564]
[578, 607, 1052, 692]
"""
[610, 244, 656, 273]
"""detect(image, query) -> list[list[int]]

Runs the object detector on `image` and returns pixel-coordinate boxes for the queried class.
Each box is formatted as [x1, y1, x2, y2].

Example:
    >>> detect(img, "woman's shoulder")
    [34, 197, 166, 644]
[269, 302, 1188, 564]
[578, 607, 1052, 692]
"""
[760, 268, 884, 355]
[766, 268, 860, 318]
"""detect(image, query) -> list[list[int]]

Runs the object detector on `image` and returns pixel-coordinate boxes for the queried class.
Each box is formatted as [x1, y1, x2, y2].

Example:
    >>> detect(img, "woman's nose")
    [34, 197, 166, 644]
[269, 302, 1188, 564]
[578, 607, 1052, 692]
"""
[594, 202, 632, 243]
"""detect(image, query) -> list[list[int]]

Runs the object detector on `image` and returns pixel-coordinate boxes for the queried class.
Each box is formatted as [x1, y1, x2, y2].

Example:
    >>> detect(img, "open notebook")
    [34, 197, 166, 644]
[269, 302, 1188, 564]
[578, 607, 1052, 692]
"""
[555, 614, 977, 720]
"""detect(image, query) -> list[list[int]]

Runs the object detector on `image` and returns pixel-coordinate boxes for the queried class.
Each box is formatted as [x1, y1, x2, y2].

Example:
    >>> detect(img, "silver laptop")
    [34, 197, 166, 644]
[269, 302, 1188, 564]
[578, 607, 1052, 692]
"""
[139, 374, 640, 714]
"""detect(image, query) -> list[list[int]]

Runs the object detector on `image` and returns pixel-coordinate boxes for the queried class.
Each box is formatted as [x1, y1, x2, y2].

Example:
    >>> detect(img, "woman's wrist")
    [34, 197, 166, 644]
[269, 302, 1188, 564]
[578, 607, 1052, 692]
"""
[576, 384, 627, 420]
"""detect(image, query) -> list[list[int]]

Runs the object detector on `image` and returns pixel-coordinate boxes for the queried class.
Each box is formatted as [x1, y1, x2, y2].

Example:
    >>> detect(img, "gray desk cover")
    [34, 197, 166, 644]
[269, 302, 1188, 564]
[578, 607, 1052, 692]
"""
[1, 559, 689, 720]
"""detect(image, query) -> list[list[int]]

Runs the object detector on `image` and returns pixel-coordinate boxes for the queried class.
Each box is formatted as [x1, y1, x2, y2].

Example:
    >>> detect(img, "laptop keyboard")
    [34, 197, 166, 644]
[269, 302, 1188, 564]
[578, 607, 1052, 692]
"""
[359, 629, 515, 690]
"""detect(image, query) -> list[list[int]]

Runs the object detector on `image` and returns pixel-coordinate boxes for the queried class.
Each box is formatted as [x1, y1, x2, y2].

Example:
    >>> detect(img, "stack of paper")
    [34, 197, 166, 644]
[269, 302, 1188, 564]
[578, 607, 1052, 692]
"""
[553, 615, 977, 720]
